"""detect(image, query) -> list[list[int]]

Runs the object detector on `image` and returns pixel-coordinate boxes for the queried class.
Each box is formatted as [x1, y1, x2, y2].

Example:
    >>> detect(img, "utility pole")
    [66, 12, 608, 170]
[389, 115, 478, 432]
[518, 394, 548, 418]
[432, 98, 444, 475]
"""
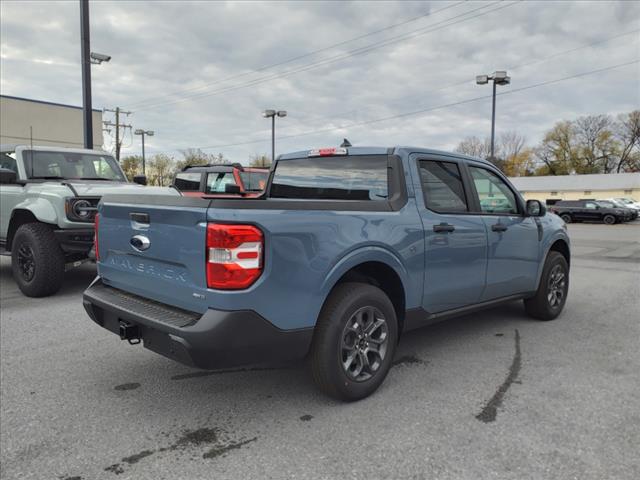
[80, 0, 92, 149]
[104, 107, 132, 161]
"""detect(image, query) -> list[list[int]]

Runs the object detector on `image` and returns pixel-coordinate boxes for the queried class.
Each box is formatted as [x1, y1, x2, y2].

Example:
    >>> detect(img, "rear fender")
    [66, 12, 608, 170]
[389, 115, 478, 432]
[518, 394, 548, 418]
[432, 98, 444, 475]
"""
[319, 246, 412, 310]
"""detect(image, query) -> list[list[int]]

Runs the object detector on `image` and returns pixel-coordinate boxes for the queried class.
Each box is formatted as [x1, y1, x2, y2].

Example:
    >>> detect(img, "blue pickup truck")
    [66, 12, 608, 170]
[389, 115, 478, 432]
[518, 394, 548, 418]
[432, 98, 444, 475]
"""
[83, 146, 570, 400]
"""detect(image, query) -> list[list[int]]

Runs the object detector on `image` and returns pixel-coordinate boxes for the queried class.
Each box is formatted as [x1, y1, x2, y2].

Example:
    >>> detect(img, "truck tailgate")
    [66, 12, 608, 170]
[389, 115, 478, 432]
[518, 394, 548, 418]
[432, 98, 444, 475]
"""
[97, 195, 209, 313]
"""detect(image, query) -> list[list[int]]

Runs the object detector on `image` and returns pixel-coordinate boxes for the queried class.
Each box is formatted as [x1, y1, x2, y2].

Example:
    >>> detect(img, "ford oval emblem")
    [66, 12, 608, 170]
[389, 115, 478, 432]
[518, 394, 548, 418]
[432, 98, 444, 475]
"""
[130, 235, 151, 252]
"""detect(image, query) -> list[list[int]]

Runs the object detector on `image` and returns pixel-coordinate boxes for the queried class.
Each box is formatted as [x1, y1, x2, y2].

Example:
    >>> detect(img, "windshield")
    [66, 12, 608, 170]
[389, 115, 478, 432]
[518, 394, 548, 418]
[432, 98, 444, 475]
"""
[24, 150, 126, 181]
[239, 171, 269, 192]
[206, 172, 237, 193]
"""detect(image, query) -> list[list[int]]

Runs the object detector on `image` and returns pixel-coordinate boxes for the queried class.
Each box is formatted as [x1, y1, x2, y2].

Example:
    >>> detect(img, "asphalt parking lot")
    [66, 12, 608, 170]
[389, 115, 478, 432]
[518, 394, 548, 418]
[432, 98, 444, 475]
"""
[1, 222, 639, 480]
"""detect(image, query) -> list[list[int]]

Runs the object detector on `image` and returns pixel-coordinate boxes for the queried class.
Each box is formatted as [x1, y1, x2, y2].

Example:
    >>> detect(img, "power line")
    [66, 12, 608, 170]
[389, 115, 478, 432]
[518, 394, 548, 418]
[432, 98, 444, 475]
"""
[297, 28, 640, 127]
[133, 1, 519, 111]
[148, 59, 638, 154]
[125, 1, 466, 109]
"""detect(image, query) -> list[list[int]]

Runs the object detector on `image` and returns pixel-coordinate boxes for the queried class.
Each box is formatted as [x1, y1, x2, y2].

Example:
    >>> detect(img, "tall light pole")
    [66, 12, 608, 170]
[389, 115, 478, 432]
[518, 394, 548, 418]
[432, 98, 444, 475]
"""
[134, 129, 154, 175]
[79, 0, 110, 149]
[476, 70, 510, 161]
[262, 109, 287, 162]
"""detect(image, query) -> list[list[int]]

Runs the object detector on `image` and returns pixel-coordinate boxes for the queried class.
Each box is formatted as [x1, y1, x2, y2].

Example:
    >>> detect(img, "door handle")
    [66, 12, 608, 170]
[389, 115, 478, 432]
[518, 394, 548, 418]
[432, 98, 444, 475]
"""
[433, 223, 455, 233]
[491, 223, 508, 232]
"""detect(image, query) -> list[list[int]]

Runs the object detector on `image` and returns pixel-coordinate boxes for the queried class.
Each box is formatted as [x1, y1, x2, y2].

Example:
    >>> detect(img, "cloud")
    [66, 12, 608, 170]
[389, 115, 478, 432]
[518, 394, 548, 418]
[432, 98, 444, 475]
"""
[1, 0, 638, 162]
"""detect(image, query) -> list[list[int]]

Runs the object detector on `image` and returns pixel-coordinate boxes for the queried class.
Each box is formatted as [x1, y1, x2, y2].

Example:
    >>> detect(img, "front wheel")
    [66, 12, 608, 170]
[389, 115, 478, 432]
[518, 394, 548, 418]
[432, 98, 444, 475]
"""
[603, 214, 616, 225]
[11, 223, 65, 297]
[310, 282, 398, 401]
[524, 251, 569, 321]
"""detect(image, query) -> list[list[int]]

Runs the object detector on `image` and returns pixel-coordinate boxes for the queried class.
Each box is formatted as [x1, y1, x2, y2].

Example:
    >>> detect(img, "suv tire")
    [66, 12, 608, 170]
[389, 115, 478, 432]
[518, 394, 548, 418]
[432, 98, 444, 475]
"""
[524, 251, 568, 321]
[560, 213, 572, 224]
[11, 223, 65, 297]
[603, 214, 616, 225]
[310, 282, 398, 401]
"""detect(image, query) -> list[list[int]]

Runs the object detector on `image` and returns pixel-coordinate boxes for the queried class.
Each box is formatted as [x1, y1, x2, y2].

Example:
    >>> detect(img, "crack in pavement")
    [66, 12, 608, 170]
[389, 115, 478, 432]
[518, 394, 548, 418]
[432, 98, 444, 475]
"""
[476, 329, 521, 423]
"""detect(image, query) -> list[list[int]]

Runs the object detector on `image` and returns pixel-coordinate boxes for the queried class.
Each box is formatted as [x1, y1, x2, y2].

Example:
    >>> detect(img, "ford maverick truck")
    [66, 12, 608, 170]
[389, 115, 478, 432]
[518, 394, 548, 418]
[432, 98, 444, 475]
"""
[0, 145, 178, 297]
[83, 146, 570, 400]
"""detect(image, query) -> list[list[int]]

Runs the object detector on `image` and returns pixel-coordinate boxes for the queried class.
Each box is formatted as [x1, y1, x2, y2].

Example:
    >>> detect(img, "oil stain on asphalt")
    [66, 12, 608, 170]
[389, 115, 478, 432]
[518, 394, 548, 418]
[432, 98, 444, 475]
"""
[102, 427, 258, 475]
[114, 382, 140, 391]
[476, 329, 522, 423]
[393, 355, 425, 366]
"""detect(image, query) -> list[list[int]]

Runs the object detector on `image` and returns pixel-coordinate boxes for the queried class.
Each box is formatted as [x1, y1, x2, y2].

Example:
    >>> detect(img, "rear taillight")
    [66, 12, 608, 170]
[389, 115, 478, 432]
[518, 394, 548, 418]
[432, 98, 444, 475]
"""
[206, 223, 263, 290]
[94, 213, 100, 261]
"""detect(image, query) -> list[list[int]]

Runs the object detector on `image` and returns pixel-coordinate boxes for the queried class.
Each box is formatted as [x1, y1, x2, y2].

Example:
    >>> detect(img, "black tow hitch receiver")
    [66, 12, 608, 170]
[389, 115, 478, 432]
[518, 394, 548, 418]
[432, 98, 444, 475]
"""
[119, 321, 141, 345]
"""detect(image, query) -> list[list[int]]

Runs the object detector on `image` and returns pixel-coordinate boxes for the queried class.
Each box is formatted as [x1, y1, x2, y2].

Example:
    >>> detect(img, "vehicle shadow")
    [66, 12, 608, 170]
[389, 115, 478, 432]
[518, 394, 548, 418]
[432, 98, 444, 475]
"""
[94, 299, 533, 411]
[0, 258, 96, 303]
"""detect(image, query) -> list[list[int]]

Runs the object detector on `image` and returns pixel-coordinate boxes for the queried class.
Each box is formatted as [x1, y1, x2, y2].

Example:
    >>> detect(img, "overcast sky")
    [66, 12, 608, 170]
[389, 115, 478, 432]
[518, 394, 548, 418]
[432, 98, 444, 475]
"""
[1, 0, 639, 163]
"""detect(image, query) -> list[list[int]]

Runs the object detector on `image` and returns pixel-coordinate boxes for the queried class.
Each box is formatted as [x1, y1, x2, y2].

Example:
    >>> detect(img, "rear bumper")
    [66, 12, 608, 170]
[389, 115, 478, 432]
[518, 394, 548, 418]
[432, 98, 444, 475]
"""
[82, 278, 313, 369]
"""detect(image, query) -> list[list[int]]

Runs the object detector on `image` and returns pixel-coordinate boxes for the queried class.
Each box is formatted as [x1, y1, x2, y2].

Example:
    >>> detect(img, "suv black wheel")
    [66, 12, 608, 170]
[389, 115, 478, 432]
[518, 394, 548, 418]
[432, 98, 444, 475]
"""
[11, 223, 65, 297]
[603, 214, 616, 225]
[310, 282, 398, 401]
[524, 251, 569, 321]
[560, 213, 572, 224]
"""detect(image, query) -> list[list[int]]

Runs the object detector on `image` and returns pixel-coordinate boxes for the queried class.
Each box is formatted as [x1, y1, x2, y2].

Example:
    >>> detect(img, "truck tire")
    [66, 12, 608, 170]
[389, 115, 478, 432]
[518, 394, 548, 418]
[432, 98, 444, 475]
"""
[603, 214, 616, 225]
[310, 282, 398, 401]
[11, 223, 65, 297]
[524, 251, 568, 321]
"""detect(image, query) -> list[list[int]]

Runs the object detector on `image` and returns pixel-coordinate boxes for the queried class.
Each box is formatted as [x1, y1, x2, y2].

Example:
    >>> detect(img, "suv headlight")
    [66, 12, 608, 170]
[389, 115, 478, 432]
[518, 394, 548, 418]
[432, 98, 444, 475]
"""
[65, 197, 99, 222]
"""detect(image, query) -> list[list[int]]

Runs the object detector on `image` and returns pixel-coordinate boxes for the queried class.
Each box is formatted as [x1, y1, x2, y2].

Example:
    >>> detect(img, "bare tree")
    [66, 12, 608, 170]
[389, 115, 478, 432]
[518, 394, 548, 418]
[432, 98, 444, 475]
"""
[615, 110, 640, 172]
[249, 154, 270, 168]
[147, 154, 174, 186]
[573, 114, 617, 173]
[455, 136, 491, 159]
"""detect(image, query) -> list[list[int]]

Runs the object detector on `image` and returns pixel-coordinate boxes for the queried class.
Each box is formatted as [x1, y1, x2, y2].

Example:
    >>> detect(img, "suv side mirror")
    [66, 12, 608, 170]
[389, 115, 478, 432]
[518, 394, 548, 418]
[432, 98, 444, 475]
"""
[0, 168, 17, 184]
[225, 184, 241, 194]
[133, 175, 147, 186]
[526, 199, 546, 217]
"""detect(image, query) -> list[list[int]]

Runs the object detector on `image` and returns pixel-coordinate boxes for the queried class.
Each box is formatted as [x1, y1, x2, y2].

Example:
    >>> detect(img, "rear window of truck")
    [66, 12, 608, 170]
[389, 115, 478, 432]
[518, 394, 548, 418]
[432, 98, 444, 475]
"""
[270, 155, 388, 201]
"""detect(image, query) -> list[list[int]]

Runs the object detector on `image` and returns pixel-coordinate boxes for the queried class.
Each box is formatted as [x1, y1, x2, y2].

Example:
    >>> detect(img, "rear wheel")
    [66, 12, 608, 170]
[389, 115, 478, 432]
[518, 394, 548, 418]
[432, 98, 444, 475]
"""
[560, 213, 572, 224]
[603, 214, 616, 225]
[310, 283, 398, 401]
[524, 251, 568, 321]
[11, 223, 65, 297]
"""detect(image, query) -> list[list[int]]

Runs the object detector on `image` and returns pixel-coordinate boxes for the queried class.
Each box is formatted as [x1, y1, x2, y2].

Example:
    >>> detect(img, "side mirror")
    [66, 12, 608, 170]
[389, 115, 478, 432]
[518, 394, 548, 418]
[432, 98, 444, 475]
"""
[0, 168, 17, 184]
[133, 175, 147, 186]
[225, 183, 241, 194]
[526, 199, 546, 217]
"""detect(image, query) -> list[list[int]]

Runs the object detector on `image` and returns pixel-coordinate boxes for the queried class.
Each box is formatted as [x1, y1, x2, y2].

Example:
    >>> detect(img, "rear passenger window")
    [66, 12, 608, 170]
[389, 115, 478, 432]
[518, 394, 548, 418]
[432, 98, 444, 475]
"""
[418, 160, 468, 213]
[270, 156, 388, 200]
[174, 172, 201, 191]
[469, 166, 519, 214]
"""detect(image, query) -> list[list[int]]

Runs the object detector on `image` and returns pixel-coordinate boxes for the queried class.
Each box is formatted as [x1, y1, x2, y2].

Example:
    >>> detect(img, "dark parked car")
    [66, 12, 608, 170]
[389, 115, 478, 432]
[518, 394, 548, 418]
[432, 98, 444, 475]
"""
[549, 200, 629, 224]
[596, 201, 636, 221]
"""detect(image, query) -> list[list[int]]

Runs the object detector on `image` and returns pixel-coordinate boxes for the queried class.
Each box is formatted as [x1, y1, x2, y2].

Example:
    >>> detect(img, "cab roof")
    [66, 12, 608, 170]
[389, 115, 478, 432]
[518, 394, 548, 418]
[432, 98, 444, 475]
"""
[277, 146, 491, 165]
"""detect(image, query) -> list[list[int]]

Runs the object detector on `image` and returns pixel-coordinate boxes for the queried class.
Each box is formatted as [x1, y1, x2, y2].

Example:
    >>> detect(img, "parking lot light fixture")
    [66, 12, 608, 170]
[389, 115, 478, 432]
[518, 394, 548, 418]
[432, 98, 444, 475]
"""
[476, 70, 511, 160]
[263, 109, 287, 162]
[134, 129, 154, 175]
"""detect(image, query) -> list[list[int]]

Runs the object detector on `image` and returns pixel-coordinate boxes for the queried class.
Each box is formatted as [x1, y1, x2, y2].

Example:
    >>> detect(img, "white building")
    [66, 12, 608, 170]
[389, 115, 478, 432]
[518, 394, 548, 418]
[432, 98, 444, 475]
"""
[0, 95, 103, 149]
[509, 172, 640, 202]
